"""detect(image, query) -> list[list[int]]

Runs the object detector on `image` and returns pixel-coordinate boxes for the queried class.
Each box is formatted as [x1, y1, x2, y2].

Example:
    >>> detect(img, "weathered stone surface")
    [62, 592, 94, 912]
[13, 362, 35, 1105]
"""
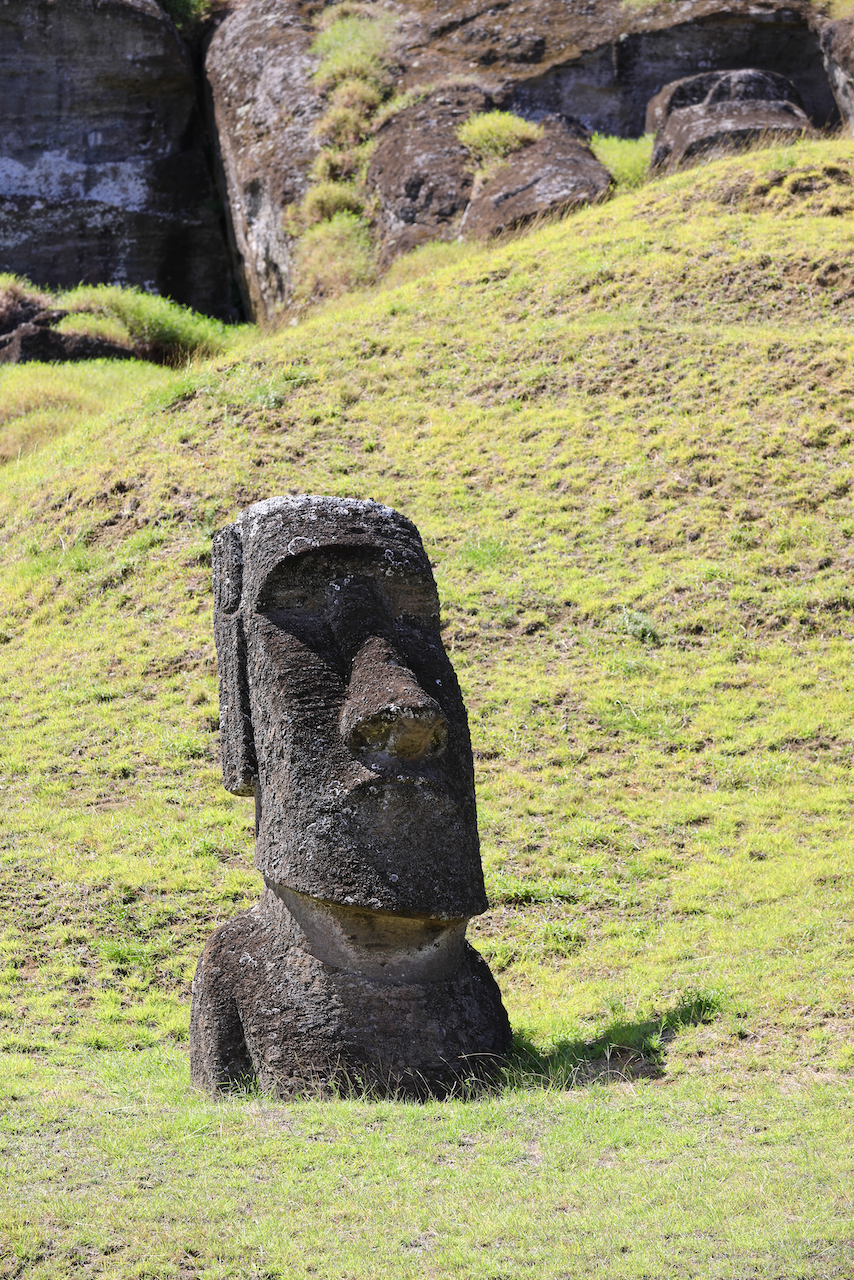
[203, 0, 837, 303]
[649, 69, 816, 173]
[0, 287, 59, 337]
[367, 86, 490, 266]
[0, 0, 233, 317]
[0, 322, 136, 366]
[463, 118, 611, 239]
[205, 0, 324, 322]
[191, 496, 511, 1097]
[818, 19, 854, 136]
[405, 0, 837, 137]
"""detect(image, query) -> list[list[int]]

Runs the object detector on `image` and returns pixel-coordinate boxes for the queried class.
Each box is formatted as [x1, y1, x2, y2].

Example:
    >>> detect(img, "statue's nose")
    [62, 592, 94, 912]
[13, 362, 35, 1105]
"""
[340, 636, 447, 761]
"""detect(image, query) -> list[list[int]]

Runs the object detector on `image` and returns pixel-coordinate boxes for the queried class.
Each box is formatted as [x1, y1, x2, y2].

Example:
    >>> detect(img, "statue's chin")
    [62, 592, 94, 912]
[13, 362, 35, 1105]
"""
[266, 881, 469, 983]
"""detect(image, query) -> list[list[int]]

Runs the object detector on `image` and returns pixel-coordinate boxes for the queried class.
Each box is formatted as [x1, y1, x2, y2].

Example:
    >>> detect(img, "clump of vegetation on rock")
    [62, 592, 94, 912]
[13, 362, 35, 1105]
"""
[288, 2, 400, 300]
[1, 274, 233, 366]
[294, 211, 376, 301]
[311, 9, 396, 92]
[299, 179, 365, 226]
[456, 110, 545, 169]
[590, 132, 655, 188]
[57, 285, 231, 362]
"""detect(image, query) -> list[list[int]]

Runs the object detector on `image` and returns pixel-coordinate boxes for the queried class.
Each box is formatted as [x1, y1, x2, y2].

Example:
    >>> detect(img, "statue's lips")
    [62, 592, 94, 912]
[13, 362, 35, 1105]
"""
[339, 774, 458, 813]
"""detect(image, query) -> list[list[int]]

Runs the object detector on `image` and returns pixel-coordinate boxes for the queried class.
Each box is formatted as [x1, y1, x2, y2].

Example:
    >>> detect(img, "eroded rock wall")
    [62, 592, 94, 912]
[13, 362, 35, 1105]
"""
[0, 0, 233, 317]
[818, 19, 854, 135]
[205, 0, 837, 318]
[205, 0, 323, 321]
[503, 7, 837, 136]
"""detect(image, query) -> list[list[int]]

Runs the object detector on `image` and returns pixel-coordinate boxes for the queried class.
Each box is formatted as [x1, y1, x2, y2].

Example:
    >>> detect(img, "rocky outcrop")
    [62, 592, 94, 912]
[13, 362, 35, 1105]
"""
[649, 69, 816, 173]
[367, 87, 490, 267]
[0, 0, 842, 323]
[0, 324, 135, 366]
[0, 0, 233, 318]
[405, 0, 837, 137]
[817, 19, 854, 136]
[205, 0, 324, 321]
[463, 117, 611, 238]
[203, 0, 838, 317]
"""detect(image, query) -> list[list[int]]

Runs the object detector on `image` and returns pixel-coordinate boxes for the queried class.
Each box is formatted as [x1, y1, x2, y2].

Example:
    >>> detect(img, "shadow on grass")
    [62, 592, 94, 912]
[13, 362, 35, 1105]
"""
[505, 988, 727, 1090]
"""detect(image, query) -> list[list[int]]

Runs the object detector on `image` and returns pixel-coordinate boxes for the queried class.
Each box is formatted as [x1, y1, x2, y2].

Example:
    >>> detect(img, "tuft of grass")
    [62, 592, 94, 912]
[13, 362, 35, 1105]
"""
[294, 211, 376, 300]
[311, 12, 396, 92]
[299, 180, 365, 227]
[618, 608, 662, 647]
[590, 132, 654, 188]
[53, 312, 133, 347]
[313, 103, 372, 148]
[56, 285, 230, 360]
[457, 111, 544, 168]
[330, 77, 384, 114]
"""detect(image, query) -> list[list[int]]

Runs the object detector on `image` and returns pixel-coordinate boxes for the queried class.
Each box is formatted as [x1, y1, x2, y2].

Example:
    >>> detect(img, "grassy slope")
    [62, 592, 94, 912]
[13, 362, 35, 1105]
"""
[1, 137, 853, 1278]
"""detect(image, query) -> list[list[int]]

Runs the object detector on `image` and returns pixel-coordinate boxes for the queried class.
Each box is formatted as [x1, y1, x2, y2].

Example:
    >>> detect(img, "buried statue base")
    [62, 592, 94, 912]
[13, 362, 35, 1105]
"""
[191, 887, 509, 1097]
[190, 496, 511, 1097]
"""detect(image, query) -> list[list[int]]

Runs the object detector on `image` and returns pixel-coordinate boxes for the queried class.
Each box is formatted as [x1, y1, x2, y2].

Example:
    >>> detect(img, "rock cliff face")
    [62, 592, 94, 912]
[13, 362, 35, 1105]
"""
[386, 0, 836, 133]
[0, 0, 233, 318]
[0, 0, 844, 324]
[205, 0, 323, 321]
[204, 0, 838, 320]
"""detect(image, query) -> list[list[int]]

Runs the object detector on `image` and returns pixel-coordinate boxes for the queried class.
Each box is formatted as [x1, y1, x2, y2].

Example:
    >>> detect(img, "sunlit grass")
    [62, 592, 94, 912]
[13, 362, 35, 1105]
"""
[1, 136, 853, 1278]
[590, 132, 654, 187]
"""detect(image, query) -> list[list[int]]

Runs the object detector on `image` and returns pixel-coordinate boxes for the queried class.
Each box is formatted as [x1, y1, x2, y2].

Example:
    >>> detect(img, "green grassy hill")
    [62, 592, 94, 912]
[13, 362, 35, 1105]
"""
[1, 137, 853, 1279]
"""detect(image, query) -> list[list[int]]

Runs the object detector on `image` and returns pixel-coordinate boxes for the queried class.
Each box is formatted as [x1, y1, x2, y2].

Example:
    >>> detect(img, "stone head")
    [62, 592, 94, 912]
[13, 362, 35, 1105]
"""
[212, 496, 486, 922]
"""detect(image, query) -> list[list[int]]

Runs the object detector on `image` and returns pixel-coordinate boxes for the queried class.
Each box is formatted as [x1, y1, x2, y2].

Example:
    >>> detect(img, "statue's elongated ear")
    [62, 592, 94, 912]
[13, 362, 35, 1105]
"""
[212, 525, 257, 796]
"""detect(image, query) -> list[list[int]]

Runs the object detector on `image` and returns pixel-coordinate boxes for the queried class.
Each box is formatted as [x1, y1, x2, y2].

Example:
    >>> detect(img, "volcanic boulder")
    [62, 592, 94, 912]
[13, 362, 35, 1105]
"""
[366, 86, 491, 266]
[463, 117, 611, 239]
[648, 69, 817, 173]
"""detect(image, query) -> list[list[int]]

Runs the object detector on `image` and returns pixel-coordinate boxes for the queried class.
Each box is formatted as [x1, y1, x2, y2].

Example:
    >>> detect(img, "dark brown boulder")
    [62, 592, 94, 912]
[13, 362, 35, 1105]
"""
[648, 69, 817, 174]
[205, 0, 324, 322]
[0, 0, 233, 318]
[463, 117, 611, 239]
[366, 86, 490, 266]
[0, 323, 136, 365]
[191, 496, 511, 1097]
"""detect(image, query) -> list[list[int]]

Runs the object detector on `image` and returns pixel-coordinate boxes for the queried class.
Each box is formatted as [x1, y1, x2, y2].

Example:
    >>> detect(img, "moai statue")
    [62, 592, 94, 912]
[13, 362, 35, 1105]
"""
[190, 496, 511, 1095]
